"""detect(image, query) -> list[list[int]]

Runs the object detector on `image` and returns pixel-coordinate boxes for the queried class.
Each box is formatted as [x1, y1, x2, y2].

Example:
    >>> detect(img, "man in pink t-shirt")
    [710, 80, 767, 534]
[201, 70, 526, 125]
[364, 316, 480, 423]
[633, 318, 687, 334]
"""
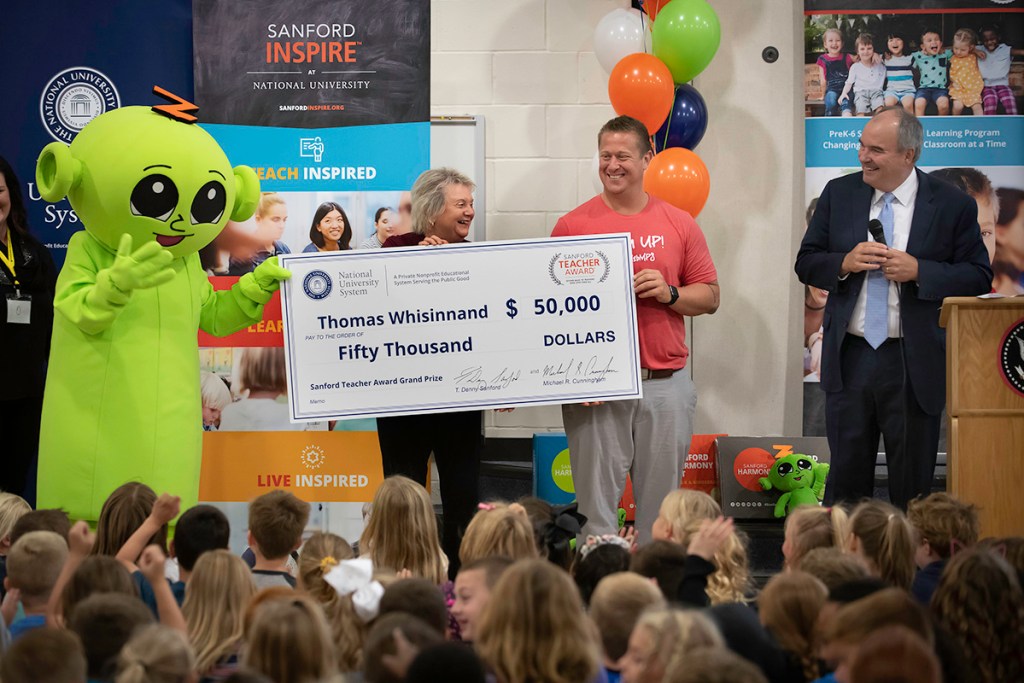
[551, 116, 720, 540]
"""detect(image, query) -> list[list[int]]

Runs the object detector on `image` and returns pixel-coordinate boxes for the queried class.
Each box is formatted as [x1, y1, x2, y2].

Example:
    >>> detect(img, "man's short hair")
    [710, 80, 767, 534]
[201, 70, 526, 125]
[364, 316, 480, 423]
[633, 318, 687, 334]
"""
[378, 577, 448, 636]
[6, 530, 67, 600]
[878, 106, 923, 162]
[10, 509, 71, 545]
[248, 490, 310, 561]
[174, 504, 231, 571]
[69, 592, 155, 679]
[0, 628, 88, 683]
[598, 116, 653, 156]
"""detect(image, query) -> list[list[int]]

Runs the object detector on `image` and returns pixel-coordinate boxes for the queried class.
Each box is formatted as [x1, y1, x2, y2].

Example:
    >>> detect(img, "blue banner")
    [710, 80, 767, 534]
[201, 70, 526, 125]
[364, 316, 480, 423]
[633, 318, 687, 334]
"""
[0, 1, 193, 267]
[806, 116, 1024, 167]
[202, 122, 430, 192]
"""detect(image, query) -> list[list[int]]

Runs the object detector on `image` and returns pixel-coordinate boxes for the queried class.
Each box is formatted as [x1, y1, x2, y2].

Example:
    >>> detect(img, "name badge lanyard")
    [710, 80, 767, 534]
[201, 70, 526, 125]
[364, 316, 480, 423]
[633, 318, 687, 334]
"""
[0, 236, 19, 296]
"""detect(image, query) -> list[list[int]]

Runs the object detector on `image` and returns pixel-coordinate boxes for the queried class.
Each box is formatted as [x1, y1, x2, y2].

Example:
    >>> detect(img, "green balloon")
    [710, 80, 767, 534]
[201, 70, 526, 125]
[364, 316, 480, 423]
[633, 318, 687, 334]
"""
[652, 0, 721, 84]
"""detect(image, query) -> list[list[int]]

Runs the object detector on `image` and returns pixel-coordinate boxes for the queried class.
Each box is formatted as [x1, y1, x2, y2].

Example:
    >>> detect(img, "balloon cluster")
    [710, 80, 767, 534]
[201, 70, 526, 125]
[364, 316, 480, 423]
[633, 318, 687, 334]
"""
[594, 0, 720, 216]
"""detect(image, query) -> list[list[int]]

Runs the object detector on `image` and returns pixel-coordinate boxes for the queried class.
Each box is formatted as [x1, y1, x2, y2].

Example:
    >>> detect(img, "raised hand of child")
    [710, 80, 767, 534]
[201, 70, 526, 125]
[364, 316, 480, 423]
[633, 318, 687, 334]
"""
[138, 544, 168, 584]
[67, 520, 96, 557]
[687, 516, 734, 562]
[381, 627, 420, 679]
[150, 493, 181, 526]
[618, 524, 639, 553]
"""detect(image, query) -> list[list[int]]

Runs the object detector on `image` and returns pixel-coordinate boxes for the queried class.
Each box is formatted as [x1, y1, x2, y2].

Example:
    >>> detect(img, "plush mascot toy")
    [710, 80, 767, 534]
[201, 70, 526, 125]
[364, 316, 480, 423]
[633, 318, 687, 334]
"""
[35, 91, 289, 522]
[758, 453, 830, 519]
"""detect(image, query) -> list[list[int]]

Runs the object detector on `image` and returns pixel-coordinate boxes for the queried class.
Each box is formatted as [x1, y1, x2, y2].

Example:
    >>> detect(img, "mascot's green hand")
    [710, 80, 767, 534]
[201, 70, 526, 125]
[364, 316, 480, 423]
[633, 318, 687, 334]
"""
[251, 255, 291, 294]
[107, 233, 175, 293]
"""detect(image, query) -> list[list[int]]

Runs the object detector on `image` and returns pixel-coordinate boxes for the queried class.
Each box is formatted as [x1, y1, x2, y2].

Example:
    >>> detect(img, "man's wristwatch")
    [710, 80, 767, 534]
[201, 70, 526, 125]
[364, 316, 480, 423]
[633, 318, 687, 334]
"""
[666, 285, 679, 306]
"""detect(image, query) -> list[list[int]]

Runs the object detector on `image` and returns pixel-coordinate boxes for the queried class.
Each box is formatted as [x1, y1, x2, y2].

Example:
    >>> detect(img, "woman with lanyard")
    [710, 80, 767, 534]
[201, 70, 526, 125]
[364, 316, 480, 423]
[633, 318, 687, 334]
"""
[0, 156, 56, 505]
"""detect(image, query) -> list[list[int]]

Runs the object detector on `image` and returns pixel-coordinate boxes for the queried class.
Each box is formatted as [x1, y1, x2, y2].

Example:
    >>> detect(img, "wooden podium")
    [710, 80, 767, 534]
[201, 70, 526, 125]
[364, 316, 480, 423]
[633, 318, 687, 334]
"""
[940, 297, 1024, 537]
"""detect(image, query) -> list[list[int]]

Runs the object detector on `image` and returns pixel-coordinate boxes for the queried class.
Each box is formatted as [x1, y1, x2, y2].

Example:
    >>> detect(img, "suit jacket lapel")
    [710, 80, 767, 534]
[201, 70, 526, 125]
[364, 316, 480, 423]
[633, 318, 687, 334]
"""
[848, 176, 875, 249]
[906, 169, 936, 256]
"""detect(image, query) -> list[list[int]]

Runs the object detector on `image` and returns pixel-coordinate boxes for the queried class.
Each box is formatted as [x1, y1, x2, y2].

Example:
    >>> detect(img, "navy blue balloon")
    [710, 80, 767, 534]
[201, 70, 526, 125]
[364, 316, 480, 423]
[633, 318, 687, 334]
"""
[653, 83, 708, 152]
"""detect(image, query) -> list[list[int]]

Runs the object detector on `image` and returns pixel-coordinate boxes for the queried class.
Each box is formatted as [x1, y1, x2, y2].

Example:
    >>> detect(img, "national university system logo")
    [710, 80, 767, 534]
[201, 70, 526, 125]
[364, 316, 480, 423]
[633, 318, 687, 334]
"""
[40, 67, 120, 143]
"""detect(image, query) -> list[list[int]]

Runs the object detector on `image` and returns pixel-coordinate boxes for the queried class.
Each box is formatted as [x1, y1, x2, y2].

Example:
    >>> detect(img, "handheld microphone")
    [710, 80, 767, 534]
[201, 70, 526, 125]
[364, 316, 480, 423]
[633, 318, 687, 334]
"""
[868, 219, 886, 246]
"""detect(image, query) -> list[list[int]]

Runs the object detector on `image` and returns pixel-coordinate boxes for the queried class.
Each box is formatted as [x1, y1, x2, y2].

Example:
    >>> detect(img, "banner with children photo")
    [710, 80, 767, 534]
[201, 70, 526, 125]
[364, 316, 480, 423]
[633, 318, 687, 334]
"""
[801, 1, 1024, 436]
[193, 0, 430, 507]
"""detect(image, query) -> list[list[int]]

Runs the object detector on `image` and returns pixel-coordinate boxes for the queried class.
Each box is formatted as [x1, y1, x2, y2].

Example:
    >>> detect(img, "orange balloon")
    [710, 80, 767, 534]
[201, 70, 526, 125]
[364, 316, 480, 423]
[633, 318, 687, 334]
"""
[643, 147, 710, 217]
[608, 53, 674, 136]
[643, 0, 671, 21]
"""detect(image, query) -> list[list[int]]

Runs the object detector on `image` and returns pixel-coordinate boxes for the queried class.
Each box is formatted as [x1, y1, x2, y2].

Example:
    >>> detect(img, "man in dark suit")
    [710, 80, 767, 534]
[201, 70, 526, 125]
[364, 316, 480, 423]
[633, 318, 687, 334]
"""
[795, 107, 992, 508]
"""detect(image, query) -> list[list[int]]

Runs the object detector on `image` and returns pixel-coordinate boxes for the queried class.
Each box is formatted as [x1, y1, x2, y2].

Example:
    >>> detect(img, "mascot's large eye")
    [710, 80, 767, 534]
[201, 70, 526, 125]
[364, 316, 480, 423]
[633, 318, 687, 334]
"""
[777, 463, 793, 476]
[797, 459, 813, 470]
[130, 174, 179, 221]
[190, 181, 226, 225]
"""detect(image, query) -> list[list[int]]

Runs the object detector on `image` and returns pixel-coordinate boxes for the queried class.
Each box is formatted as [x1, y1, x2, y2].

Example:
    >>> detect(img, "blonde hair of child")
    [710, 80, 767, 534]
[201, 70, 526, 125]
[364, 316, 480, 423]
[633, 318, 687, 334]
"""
[0, 493, 31, 549]
[759, 571, 828, 682]
[459, 502, 538, 565]
[115, 624, 196, 683]
[823, 28, 841, 42]
[589, 572, 666, 662]
[476, 559, 600, 683]
[244, 594, 339, 683]
[257, 192, 286, 219]
[7, 530, 68, 603]
[298, 532, 368, 672]
[359, 476, 446, 584]
[849, 500, 915, 590]
[785, 505, 851, 570]
[200, 371, 231, 411]
[183, 549, 255, 674]
[658, 489, 751, 603]
[906, 492, 979, 560]
[953, 28, 977, 47]
[634, 607, 724, 679]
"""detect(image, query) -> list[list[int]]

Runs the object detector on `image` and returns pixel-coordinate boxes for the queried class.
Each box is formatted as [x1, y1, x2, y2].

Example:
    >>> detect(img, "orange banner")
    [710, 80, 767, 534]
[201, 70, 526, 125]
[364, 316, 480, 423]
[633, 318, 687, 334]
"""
[199, 431, 384, 502]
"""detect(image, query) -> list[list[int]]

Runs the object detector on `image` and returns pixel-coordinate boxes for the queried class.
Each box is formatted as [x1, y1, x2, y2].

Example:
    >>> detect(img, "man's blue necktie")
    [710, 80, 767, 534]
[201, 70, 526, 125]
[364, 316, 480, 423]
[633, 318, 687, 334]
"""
[864, 192, 895, 349]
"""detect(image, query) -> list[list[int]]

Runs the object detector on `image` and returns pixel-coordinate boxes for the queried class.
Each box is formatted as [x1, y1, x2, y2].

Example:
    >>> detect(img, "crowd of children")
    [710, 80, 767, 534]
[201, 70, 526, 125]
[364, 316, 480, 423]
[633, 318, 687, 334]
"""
[816, 24, 1021, 116]
[0, 477, 1022, 683]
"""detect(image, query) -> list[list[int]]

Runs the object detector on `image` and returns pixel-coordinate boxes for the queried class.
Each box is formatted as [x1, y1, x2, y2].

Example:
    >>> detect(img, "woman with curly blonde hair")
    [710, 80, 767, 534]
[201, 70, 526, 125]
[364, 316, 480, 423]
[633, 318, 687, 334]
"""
[652, 489, 751, 603]
[782, 505, 850, 571]
[475, 559, 600, 683]
[931, 546, 1024, 683]
[183, 549, 255, 680]
[758, 571, 827, 682]
[459, 502, 538, 565]
[359, 476, 447, 584]
[298, 532, 373, 672]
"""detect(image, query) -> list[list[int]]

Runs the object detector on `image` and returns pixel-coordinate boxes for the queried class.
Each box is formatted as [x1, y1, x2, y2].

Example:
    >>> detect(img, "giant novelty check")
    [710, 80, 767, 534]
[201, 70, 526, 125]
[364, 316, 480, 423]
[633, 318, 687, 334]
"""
[280, 234, 642, 421]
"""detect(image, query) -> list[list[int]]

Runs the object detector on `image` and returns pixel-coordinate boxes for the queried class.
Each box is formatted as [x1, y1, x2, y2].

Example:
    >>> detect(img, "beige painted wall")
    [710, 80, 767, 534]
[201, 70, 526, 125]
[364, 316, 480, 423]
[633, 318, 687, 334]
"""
[430, 0, 806, 439]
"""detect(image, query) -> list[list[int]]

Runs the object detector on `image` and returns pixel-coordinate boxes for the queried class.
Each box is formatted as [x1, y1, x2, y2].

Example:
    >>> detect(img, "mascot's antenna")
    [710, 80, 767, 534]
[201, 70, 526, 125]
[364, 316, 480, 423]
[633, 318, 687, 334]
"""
[151, 85, 199, 123]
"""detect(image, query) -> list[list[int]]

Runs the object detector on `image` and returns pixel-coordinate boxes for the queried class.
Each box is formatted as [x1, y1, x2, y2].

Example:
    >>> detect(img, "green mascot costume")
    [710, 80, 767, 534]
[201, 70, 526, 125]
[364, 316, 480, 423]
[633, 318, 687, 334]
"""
[35, 98, 289, 522]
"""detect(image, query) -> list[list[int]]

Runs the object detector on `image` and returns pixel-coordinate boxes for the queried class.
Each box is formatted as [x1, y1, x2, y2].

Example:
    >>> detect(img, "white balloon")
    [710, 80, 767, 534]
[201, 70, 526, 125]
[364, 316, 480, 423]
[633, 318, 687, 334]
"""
[593, 8, 653, 74]
[591, 151, 603, 195]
